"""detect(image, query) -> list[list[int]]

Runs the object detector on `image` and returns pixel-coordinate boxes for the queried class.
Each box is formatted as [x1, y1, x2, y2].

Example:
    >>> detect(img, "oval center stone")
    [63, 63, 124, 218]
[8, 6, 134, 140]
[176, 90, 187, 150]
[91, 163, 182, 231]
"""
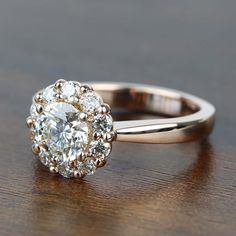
[43, 102, 90, 159]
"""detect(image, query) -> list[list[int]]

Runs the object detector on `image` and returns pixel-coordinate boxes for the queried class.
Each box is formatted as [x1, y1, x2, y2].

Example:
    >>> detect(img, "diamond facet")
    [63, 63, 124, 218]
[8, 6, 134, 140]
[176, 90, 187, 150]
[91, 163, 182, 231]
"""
[43, 102, 89, 158]
[43, 85, 56, 103]
[93, 114, 113, 135]
[58, 159, 79, 178]
[30, 104, 38, 118]
[39, 147, 51, 167]
[82, 159, 96, 175]
[80, 92, 102, 113]
[61, 81, 76, 101]
[31, 115, 47, 144]
[90, 140, 111, 159]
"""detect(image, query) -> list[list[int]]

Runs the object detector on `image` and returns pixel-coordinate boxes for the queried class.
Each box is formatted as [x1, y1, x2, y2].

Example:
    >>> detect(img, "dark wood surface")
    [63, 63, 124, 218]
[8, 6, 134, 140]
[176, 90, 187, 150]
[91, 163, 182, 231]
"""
[0, 1, 236, 236]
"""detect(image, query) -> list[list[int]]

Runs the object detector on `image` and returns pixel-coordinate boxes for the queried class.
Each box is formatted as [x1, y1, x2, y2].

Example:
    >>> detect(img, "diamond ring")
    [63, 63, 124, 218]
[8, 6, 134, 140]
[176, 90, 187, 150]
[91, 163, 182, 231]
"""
[26, 79, 215, 178]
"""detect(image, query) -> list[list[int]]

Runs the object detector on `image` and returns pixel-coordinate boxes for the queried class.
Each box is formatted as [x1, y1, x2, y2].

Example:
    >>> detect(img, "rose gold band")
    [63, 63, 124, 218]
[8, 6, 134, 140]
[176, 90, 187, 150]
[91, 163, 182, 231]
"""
[90, 83, 215, 144]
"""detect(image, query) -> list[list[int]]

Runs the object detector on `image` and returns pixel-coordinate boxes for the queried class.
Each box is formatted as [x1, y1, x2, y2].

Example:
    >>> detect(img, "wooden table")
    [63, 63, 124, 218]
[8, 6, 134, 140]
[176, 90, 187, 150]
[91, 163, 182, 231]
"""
[0, 1, 235, 235]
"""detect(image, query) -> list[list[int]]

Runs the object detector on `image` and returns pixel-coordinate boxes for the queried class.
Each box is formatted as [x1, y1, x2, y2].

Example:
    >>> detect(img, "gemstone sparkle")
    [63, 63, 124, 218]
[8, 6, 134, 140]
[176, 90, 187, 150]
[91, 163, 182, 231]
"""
[28, 80, 114, 178]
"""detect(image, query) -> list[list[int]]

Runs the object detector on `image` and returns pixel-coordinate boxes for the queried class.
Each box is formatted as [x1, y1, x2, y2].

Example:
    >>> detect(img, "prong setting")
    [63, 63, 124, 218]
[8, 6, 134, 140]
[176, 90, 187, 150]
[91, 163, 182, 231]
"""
[32, 144, 40, 154]
[98, 104, 111, 114]
[50, 166, 59, 173]
[94, 159, 107, 168]
[77, 152, 86, 162]
[80, 84, 93, 93]
[27, 79, 114, 178]
[36, 104, 43, 114]
[74, 171, 83, 178]
[79, 112, 88, 122]
[93, 132, 102, 140]
[104, 131, 116, 142]
[54, 79, 66, 90]
[34, 92, 43, 103]
[26, 117, 35, 129]
[55, 93, 64, 101]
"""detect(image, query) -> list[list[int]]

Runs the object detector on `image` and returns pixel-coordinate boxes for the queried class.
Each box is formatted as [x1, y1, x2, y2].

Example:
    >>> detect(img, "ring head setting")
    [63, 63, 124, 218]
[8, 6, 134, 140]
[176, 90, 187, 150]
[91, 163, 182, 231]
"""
[27, 80, 114, 178]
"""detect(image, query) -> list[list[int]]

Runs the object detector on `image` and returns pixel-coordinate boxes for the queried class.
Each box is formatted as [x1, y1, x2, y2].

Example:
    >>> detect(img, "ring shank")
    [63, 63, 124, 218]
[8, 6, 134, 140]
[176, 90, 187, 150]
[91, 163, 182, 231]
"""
[90, 83, 215, 144]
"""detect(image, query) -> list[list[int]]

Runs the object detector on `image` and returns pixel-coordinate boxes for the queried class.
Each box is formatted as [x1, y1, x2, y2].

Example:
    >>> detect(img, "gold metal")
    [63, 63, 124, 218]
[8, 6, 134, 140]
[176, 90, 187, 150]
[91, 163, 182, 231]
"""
[55, 79, 66, 90]
[80, 85, 92, 93]
[26, 117, 35, 129]
[79, 112, 88, 122]
[104, 131, 116, 142]
[98, 103, 111, 114]
[49, 166, 59, 173]
[32, 144, 40, 154]
[36, 104, 43, 114]
[78, 152, 86, 162]
[34, 93, 43, 103]
[93, 132, 102, 140]
[95, 159, 107, 168]
[74, 171, 82, 178]
[89, 82, 215, 144]
[55, 93, 64, 101]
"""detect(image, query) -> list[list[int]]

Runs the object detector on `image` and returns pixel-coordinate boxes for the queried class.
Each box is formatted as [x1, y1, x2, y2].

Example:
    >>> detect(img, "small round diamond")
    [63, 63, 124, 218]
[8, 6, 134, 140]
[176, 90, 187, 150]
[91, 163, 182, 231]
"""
[43, 85, 56, 103]
[61, 81, 76, 101]
[80, 92, 102, 113]
[38, 147, 51, 167]
[58, 159, 78, 178]
[93, 114, 113, 134]
[80, 159, 96, 175]
[90, 140, 111, 159]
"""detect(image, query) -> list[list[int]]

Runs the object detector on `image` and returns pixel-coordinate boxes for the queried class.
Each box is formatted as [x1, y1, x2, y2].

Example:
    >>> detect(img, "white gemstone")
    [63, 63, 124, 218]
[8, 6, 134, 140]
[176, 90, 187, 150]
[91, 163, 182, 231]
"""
[43, 85, 56, 103]
[31, 116, 47, 144]
[43, 102, 90, 159]
[69, 81, 81, 96]
[58, 158, 79, 178]
[39, 147, 51, 167]
[90, 140, 111, 159]
[93, 114, 113, 134]
[32, 102, 92, 178]
[30, 104, 38, 118]
[80, 92, 102, 113]
[61, 81, 76, 100]
[80, 159, 96, 175]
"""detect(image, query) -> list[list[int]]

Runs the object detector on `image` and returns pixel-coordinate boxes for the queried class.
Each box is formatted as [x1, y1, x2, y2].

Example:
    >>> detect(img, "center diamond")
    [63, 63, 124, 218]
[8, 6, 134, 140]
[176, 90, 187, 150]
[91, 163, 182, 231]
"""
[43, 102, 90, 160]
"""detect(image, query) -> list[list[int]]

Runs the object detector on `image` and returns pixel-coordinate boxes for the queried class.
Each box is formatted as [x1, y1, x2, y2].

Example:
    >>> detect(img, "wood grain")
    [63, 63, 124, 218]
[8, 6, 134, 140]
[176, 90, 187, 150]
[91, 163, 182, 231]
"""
[0, 1, 236, 236]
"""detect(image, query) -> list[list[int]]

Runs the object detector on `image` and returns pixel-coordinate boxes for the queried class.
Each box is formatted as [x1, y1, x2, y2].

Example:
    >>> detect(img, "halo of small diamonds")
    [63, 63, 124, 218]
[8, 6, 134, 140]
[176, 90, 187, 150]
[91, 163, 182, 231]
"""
[27, 80, 114, 178]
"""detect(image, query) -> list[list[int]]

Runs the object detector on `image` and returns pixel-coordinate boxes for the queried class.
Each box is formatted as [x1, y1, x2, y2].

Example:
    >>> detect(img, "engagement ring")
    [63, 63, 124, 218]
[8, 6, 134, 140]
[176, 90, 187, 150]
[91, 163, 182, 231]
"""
[26, 79, 215, 178]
